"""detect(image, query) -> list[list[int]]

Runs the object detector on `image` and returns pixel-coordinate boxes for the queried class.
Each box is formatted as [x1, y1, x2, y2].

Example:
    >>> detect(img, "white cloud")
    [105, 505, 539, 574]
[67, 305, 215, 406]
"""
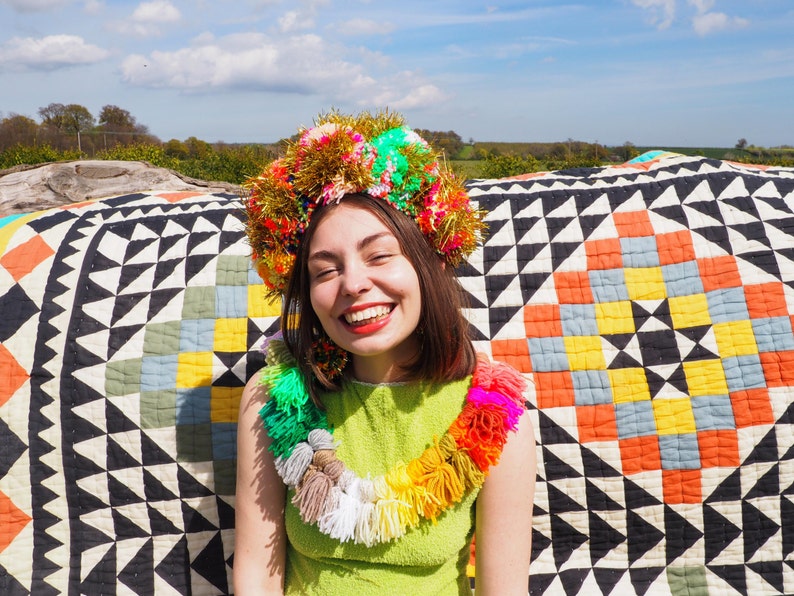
[375, 80, 447, 110]
[687, 0, 714, 13]
[132, 0, 180, 23]
[0, 34, 109, 71]
[445, 44, 474, 59]
[0, 0, 70, 12]
[110, 0, 181, 37]
[416, 6, 572, 28]
[119, 31, 446, 109]
[491, 36, 575, 60]
[631, 0, 676, 30]
[692, 11, 748, 36]
[336, 18, 395, 37]
[687, 0, 748, 36]
[633, 0, 749, 35]
[83, 0, 103, 15]
[278, 10, 314, 33]
[275, 0, 331, 33]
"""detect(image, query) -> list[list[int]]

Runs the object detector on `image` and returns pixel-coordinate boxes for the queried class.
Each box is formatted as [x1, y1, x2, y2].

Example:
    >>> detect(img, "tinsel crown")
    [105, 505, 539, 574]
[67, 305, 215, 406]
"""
[244, 110, 486, 296]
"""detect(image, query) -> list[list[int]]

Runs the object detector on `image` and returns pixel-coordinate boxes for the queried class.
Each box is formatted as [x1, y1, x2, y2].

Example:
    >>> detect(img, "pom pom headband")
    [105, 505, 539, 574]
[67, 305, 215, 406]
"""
[245, 110, 486, 296]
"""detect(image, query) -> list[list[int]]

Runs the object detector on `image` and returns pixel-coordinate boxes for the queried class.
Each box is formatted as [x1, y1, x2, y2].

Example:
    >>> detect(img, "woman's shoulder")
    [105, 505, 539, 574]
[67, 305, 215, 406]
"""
[242, 368, 269, 407]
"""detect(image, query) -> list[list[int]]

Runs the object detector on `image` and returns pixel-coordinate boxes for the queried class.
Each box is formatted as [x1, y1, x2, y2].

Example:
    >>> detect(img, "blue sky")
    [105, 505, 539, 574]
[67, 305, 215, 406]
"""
[1, 0, 792, 147]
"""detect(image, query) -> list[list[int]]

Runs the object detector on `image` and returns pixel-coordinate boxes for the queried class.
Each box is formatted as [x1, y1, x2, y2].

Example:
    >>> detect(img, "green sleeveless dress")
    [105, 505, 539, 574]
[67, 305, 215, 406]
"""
[283, 376, 477, 595]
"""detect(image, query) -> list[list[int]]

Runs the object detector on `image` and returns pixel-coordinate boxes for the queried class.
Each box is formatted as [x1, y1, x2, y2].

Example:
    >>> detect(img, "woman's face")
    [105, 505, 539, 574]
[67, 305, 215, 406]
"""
[307, 202, 422, 382]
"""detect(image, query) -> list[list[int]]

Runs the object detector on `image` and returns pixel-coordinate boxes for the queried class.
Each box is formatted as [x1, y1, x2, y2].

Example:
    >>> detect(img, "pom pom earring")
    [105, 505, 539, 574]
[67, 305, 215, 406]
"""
[311, 334, 349, 381]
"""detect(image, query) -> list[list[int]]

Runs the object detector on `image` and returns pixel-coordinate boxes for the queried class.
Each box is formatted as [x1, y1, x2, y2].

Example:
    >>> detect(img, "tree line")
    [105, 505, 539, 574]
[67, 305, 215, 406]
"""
[1, 103, 158, 154]
[4, 103, 790, 182]
[0, 103, 280, 182]
[0, 103, 612, 181]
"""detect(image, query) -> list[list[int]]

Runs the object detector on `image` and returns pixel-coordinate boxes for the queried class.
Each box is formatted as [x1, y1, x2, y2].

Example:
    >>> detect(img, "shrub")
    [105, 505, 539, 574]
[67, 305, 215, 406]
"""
[176, 145, 273, 184]
[163, 139, 190, 159]
[0, 144, 82, 169]
[478, 153, 541, 178]
[543, 154, 604, 171]
[96, 143, 176, 169]
[95, 142, 273, 184]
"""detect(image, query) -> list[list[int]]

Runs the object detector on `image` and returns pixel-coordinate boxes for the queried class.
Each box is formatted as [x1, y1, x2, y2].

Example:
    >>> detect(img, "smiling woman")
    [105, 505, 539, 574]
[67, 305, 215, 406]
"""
[288, 191, 474, 393]
[234, 110, 536, 595]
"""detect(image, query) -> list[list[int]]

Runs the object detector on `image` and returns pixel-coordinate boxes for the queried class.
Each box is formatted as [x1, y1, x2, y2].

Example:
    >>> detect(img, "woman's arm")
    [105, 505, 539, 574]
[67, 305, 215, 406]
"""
[474, 411, 537, 596]
[233, 372, 287, 595]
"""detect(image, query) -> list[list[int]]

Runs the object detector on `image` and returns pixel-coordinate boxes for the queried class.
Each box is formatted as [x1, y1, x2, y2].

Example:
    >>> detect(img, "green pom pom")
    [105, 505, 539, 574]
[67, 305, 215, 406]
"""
[369, 126, 436, 211]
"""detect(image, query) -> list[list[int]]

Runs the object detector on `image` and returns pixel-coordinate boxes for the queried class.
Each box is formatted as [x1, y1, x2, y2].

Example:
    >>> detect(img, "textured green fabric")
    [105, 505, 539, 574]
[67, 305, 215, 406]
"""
[284, 376, 477, 595]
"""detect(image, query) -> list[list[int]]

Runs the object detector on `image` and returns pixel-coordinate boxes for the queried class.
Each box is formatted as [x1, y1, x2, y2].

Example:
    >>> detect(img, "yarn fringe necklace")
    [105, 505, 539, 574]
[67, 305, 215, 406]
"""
[258, 339, 527, 546]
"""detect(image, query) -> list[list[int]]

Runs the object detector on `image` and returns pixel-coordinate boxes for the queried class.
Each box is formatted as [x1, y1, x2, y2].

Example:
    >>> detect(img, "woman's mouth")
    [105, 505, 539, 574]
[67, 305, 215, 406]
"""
[343, 305, 393, 327]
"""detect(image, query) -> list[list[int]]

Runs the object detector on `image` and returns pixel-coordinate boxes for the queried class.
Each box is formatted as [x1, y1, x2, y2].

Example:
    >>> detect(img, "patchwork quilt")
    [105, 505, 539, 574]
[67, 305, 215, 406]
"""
[1, 154, 793, 595]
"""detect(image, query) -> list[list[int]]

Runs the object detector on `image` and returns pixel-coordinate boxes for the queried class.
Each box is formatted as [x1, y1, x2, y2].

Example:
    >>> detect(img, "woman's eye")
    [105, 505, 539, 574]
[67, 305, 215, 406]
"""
[312, 266, 337, 280]
[370, 252, 393, 263]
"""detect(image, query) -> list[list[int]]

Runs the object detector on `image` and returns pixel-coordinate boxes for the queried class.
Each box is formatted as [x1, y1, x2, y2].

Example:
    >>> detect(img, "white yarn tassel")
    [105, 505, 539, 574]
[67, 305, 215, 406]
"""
[354, 502, 378, 546]
[342, 474, 361, 499]
[276, 442, 314, 488]
[357, 478, 376, 503]
[318, 487, 360, 543]
[337, 469, 356, 493]
[307, 428, 336, 451]
[351, 479, 378, 546]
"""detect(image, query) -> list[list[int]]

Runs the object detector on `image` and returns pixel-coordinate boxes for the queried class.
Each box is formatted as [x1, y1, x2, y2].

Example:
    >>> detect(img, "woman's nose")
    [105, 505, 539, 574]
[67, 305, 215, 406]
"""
[340, 262, 372, 295]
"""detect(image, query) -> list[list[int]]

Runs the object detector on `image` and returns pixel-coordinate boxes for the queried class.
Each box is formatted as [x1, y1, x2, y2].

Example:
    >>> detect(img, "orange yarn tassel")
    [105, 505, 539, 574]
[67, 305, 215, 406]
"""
[406, 440, 464, 520]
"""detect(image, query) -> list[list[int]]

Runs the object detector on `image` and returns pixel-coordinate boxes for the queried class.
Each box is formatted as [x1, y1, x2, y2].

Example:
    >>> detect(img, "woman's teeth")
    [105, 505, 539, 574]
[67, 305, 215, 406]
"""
[344, 305, 391, 325]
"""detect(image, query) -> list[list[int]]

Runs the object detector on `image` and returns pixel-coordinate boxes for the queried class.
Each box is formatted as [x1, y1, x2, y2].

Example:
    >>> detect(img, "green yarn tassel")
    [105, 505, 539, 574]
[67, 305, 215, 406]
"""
[259, 398, 330, 459]
[257, 351, 331, 458]
[263, 362, 309, 418]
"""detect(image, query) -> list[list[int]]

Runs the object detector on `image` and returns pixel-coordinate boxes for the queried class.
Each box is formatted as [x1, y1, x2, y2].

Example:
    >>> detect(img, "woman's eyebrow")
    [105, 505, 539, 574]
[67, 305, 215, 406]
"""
[356, 231, 392, 250]
[307, 249, 335, 264]
[308, 232, 393, 262]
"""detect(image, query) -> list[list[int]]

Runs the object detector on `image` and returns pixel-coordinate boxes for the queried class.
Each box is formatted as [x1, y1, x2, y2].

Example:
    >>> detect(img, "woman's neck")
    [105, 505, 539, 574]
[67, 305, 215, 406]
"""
[350, 341, 421, 384]
[351, 356, 409, 384]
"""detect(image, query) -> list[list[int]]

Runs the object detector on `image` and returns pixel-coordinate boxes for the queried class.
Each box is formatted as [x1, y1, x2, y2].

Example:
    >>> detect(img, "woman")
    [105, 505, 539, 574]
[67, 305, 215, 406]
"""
[234, 111, 536, 595]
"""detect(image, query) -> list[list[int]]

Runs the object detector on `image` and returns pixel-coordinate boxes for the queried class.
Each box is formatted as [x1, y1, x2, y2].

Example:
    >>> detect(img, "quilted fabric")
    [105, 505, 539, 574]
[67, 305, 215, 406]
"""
[0, 192, 275, 595]
[1, 155, 793, 594]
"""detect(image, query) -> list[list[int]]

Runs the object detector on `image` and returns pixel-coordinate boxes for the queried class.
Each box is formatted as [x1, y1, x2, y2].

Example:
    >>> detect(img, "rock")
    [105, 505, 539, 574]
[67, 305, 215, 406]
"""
[0, 160, 241, 216]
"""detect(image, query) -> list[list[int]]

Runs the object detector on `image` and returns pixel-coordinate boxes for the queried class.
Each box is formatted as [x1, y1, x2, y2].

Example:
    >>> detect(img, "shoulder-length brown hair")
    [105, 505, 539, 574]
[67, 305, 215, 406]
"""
[281, 193, 477, 404]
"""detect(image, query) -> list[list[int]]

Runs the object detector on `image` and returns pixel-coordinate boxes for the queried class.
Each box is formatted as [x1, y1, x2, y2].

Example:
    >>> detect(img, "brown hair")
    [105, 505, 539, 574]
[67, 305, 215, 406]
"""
[282, 193, 477, 404]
